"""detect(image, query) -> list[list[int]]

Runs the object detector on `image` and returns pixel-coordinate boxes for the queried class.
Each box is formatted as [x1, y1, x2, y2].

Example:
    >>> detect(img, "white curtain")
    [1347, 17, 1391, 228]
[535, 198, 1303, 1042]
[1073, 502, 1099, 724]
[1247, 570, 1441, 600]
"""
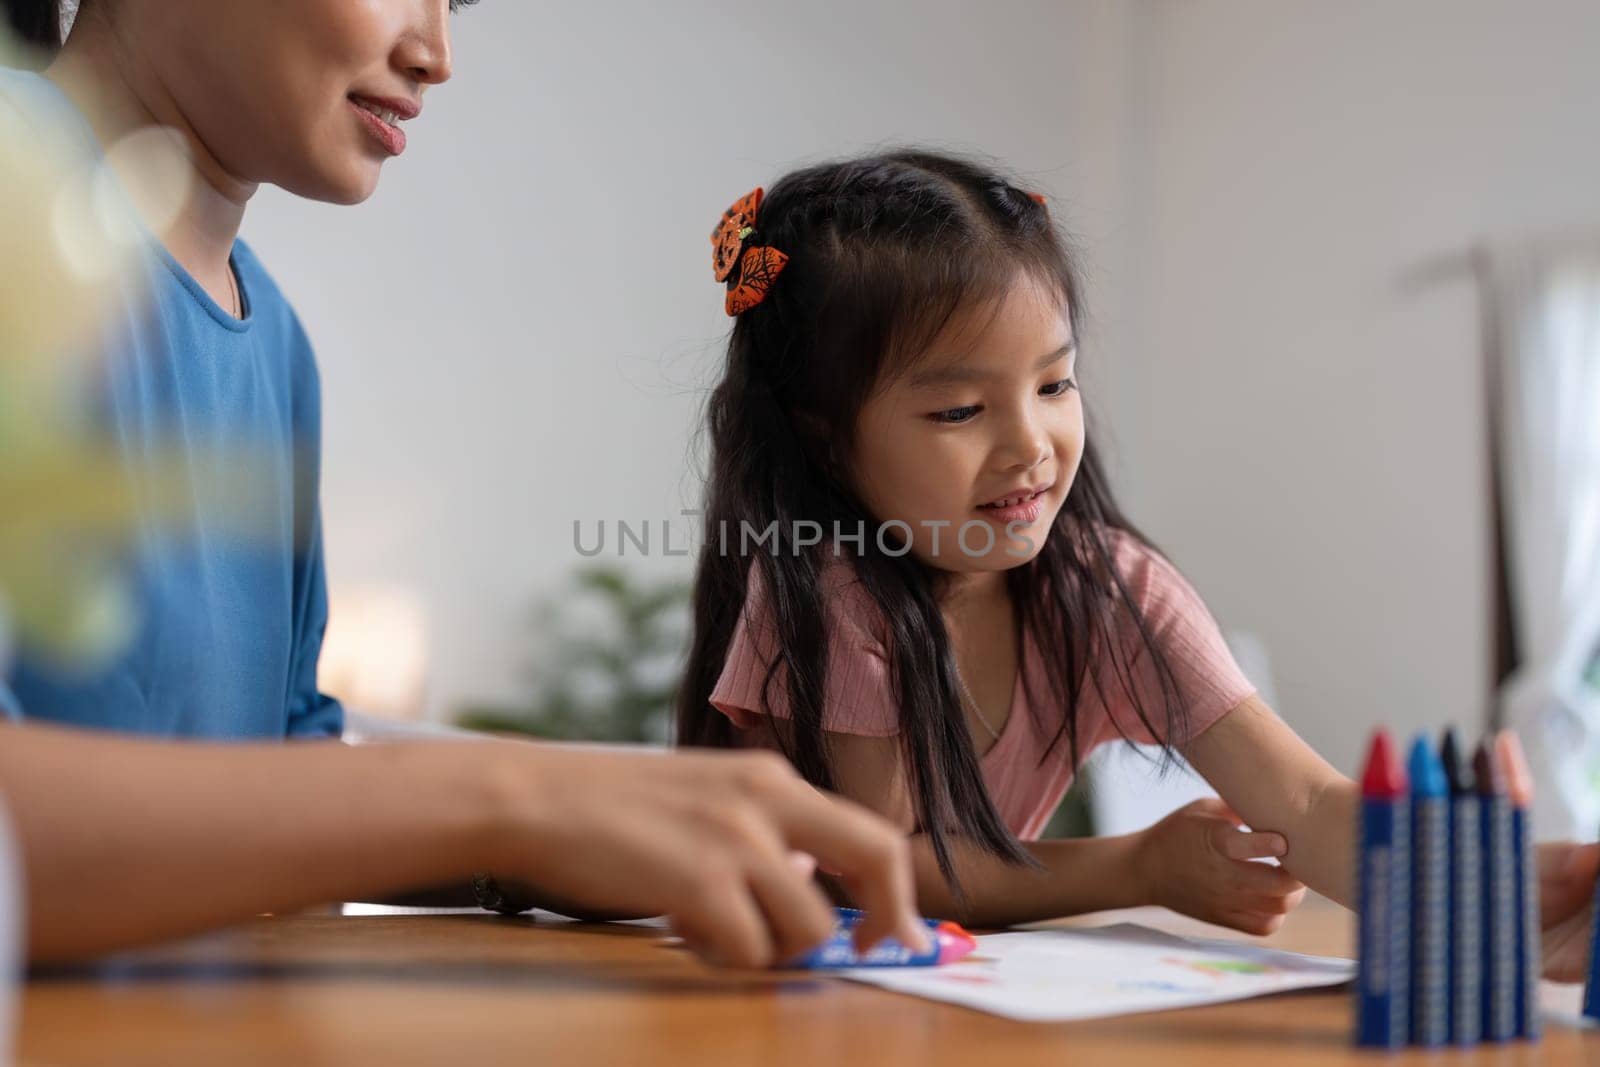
[1487, 243, 1600, 842]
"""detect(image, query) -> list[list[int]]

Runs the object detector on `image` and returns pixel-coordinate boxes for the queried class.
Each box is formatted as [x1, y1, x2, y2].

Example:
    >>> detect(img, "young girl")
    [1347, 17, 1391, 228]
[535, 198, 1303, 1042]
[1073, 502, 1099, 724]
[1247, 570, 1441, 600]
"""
[676, 151, 1331, 933]
[677, 150, 1595, 960]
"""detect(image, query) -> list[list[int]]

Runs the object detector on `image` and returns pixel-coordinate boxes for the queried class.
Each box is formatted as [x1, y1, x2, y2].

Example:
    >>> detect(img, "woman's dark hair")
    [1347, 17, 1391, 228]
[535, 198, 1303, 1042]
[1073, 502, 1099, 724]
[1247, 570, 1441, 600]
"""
[4, 0, 63, 52]
[4, 1, 477, 56]
[675, 149, 1188, 901]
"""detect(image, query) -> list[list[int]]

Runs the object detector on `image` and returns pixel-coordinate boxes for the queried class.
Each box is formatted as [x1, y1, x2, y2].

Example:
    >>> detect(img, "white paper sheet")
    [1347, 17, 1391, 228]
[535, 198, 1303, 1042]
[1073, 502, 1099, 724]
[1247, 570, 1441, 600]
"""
[842, 922, 1354, 1022]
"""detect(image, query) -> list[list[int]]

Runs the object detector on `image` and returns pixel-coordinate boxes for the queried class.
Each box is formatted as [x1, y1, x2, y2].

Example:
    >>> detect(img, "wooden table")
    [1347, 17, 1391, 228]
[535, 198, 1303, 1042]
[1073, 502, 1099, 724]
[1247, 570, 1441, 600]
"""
[18, 897, 1596, 1065]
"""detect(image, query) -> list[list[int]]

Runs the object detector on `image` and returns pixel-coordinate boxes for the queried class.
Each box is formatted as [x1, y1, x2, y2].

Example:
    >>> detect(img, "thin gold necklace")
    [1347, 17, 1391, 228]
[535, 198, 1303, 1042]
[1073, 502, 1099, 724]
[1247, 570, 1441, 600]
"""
[952, 658, 1002, 741]
[224, 261, 240, 318]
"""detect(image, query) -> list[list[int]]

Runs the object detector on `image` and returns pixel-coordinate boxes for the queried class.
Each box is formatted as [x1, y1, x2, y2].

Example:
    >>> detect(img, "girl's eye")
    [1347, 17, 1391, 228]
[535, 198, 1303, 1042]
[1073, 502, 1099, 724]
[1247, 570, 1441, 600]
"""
[930, 405, 982, 425]
[1040, 377, 1078, 398]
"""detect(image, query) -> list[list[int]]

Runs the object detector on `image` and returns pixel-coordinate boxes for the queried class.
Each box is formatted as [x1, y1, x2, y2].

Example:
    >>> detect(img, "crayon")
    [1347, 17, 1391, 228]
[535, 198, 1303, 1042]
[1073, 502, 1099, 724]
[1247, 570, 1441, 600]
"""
[1475, 739, 1517, 1042]
[1407, 735, 1450, 1047]
[1586, 836, 1600, 1024]
[1440, 728, 1483, 1045]
[787, 906, 977, 969]
[1495, 731, 1542, 1041]
[1357, 729, 1410, 1048]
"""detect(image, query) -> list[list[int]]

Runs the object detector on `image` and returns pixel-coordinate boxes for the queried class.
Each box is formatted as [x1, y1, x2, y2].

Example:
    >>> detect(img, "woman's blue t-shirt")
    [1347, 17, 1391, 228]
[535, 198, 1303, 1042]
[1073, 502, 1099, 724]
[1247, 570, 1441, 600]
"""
[0, 69, 342, 739]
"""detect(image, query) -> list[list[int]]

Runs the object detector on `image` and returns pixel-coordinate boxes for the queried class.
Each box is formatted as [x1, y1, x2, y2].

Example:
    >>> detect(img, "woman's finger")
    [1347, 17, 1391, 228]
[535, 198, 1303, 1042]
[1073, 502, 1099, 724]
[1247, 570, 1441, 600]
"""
[744, 845, 839, 964]
[787, 850, 818, 880]
[762, 785, 928, 954]
[676, 878, 776, 969]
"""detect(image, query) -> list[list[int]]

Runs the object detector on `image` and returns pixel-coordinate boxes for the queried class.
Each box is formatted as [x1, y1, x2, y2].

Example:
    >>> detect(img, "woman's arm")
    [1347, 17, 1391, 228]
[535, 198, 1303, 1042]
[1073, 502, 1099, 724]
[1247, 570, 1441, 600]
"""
[0, 723, 927, 966]
[1181, 694, 1361, 907]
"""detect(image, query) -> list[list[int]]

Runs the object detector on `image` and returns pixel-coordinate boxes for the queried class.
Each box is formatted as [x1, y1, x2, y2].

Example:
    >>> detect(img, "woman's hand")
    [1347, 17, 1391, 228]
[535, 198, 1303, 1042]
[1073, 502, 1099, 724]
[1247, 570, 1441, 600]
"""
[1132, 798, 1308, 935]
[1537, 840, 1600, 982]
[491, 745, 929, 968]
[1, 724, 925, 968]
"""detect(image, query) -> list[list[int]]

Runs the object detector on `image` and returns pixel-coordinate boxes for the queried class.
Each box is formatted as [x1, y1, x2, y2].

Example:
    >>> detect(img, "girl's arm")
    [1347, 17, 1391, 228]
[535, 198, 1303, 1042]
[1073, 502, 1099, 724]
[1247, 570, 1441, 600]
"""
[820, 725, 1305, 930]
[1181, 697, 1600, 982]
[905, 801, 1305, 930]
[0, 723, 927, 966]
[1180, 694, 1361, 907]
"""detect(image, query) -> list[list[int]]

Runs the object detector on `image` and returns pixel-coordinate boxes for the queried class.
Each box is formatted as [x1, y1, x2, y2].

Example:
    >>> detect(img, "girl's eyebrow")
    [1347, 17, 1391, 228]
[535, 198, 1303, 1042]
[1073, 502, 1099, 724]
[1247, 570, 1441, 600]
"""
[908, 341, 1076, 388]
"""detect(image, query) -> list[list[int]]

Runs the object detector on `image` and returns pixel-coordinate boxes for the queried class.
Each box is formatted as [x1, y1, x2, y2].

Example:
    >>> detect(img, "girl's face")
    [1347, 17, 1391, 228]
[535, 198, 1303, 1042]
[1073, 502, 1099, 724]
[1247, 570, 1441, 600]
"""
[850, 272, 1083, 576]
[133, 0, 454, 203]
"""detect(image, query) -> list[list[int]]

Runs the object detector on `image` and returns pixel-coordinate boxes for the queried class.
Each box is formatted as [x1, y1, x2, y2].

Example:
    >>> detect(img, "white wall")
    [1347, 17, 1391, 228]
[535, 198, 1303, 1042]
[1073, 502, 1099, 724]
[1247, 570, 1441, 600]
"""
[242, 0, 1083, 721]
[1087, 0, 1600, 775]
[246, 0, 1600, 779]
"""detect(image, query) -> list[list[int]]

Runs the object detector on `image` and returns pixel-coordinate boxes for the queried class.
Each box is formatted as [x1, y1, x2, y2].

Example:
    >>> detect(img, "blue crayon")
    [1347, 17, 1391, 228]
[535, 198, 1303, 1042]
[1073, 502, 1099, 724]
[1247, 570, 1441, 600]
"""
[1357, 729, 1410, 1048]
[1440, 728, 1483, 1045]
[1475, 740, 1517, 1042]
[1586, 834, 1600, 1024]
[1494, 732, 1541, 1041]
[1407, 735, 1449, 1047]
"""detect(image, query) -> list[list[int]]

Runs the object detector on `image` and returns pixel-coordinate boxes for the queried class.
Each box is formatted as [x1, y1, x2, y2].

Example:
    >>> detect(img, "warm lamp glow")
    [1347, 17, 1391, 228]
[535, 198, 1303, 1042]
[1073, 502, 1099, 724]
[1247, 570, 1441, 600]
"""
[318, 586, 429, 721]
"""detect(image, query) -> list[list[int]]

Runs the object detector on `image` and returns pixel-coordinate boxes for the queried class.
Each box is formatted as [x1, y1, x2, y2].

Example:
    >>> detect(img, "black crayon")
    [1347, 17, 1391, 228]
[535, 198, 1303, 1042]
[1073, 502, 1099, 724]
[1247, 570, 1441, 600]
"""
[1440, 728, 1482, 1046]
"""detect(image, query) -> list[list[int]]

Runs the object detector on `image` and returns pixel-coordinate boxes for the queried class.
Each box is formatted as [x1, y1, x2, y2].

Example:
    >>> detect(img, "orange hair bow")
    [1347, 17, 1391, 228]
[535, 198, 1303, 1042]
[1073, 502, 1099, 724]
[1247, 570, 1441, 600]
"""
[711, 187, 789, 316]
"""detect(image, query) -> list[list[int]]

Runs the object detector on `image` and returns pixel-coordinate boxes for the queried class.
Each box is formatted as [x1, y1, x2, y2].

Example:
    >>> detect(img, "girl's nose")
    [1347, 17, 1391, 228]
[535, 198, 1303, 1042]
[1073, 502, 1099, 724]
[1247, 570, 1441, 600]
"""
[997, 416, 1050, 471]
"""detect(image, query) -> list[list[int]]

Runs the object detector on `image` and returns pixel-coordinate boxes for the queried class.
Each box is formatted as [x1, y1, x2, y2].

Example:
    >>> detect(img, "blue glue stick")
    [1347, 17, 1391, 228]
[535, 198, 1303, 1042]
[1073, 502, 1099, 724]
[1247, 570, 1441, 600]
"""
[787, 907, 977, 970]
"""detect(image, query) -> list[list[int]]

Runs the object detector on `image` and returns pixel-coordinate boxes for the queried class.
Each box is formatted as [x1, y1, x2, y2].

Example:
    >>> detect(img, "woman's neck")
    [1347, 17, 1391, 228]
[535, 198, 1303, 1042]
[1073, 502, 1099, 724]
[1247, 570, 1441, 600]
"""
[45, 7, 256, 302]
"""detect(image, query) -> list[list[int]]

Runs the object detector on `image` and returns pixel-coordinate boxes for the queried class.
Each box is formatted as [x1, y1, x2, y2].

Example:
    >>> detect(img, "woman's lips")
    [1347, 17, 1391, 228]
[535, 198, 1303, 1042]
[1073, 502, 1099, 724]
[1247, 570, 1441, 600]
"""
[350, 99, 406, 156]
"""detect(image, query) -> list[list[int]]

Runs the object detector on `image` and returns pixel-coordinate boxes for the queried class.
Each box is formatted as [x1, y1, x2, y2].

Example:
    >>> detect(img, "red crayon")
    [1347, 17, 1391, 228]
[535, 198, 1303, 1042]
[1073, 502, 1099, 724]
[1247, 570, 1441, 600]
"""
[1357, 729, 1410, 1048]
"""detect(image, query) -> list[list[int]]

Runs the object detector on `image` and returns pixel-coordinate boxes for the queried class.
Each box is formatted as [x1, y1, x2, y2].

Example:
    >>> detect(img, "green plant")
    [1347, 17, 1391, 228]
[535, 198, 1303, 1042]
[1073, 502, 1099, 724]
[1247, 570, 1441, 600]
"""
[455, 565, 690, 743]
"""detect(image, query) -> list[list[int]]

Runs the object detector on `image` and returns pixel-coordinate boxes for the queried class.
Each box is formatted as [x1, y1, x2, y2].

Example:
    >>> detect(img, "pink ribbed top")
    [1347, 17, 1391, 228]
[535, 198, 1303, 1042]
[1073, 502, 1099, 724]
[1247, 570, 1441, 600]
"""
[709, 530, 1255, 840]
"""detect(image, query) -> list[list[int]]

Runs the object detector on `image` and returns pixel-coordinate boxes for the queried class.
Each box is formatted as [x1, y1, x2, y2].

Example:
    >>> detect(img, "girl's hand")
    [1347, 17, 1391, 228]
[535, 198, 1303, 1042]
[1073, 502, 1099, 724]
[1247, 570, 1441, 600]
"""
[1133, 798, 1308, 935]
[1537, 840, 1600, 982]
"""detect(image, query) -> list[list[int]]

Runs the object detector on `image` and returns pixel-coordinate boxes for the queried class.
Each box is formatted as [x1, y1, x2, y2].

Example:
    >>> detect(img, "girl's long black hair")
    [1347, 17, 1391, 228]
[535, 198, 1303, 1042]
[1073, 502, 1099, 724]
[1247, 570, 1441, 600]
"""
[676, 150, 1188, 897]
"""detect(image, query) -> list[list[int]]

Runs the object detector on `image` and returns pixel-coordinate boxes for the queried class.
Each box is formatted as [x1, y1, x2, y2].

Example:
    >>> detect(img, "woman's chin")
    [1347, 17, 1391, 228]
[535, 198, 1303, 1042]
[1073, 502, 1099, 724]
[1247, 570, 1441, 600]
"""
[283, 160, 382, 206]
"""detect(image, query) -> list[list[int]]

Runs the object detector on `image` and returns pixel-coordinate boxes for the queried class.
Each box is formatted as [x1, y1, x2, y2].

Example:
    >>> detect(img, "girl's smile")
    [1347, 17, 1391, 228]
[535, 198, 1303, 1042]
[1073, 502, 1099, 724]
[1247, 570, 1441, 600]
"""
[975, 479, 1056, 527]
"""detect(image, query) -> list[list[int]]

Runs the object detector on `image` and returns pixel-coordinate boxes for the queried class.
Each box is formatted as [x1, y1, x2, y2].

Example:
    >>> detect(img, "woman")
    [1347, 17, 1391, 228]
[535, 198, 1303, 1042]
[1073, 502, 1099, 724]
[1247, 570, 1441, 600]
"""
[0, 0, 926, 968]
